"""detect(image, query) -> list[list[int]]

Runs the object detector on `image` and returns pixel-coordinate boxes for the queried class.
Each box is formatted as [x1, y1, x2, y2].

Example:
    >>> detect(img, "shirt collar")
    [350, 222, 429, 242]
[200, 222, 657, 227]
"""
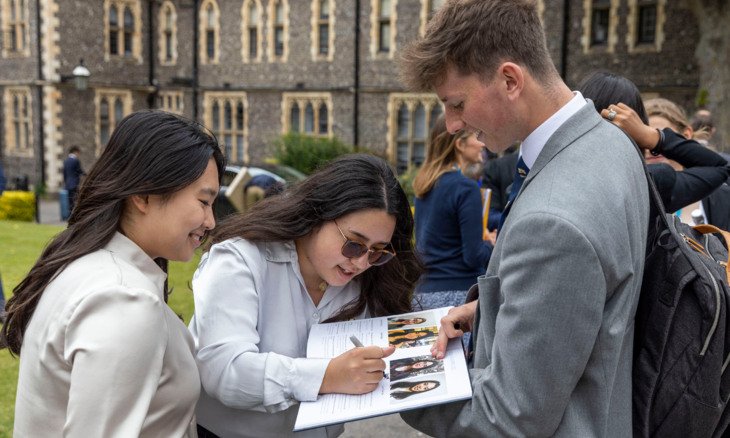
[263, 240, 298, 262]
[104, 232, 167, 293]
[520, 91, 587, 169]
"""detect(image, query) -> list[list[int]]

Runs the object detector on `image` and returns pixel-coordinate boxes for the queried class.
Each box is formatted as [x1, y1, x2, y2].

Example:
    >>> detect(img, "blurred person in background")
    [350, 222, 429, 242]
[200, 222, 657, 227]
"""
[412, 115, 493, 311]
[579, 72, 730, 226]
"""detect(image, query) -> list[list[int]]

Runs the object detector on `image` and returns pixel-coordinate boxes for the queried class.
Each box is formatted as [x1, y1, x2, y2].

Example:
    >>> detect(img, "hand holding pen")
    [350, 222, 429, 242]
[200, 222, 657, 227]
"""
[318, 335, 394, 395]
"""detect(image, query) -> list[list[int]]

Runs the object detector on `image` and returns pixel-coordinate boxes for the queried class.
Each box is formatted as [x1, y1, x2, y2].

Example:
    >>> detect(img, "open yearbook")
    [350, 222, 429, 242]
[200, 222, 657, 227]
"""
[293, 307, 472, 431]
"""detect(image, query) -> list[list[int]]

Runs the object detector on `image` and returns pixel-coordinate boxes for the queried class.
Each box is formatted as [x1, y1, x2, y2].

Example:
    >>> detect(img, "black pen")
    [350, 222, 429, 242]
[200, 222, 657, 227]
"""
[349, 335, 389, 379]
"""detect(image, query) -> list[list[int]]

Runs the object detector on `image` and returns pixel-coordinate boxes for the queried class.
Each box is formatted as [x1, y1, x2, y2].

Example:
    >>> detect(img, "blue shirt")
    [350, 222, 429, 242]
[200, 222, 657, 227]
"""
[415, 171, 492, 292]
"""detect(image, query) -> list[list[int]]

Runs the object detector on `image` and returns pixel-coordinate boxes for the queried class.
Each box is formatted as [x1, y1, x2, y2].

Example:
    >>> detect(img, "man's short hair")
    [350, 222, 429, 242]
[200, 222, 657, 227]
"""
[69, 146, 80, 154]
[399, 0, 557, 91]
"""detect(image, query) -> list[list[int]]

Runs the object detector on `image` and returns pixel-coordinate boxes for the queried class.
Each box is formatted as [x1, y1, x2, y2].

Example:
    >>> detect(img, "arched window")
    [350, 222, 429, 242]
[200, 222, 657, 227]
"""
[389, 93, 442, 173]
[159, 1, 177, 64]
[200, 0, 220, 64]
[105, 1, 140, 59]
[2, 0, 30, 55]
[123, 7, 134, 54]
[290, 103, 300, 132]
[283, 93, 332, 137]
[96, 89, 132, 154]
[242, 0, 262, 62]
[205, 93, 249, 164]
[269, 0, 288, 61]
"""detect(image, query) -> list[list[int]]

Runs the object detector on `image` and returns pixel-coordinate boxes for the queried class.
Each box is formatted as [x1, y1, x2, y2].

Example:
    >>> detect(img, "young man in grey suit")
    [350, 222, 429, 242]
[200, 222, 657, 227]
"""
[399, 1, 649, 436]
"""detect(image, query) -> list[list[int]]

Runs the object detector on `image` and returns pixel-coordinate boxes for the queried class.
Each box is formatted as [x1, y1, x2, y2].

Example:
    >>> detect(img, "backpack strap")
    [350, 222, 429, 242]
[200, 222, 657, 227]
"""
[693, 224, 730, 285]
[624, 133, 672, 231]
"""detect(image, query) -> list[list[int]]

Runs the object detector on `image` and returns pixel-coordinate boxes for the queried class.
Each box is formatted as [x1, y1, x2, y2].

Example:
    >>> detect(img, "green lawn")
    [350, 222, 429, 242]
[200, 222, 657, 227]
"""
[0, 220, 199, 437]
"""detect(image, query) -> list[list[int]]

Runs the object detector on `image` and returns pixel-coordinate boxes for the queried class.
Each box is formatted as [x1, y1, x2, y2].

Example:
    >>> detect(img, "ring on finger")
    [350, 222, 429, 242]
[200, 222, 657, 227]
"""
[607, 110, 617, 121]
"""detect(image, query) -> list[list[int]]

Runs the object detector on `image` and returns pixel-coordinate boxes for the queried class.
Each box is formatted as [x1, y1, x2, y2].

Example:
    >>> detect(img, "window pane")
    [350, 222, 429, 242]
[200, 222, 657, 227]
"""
[14, 121, 21, 148]
[114, 99, 124, 127]
[396, 142, 408, 174]
[249, 28, 258, 58]
[275, 3, 284, 23]
[304, 103, 314, 133]
[13, 95, 19, 117]
[100, 99, 110, 145]
[290, 104, 300, 132]
[236, 102, 245, 129]
[212, 101, 220, 129]
[207, 30, 215, 59]
[124, 7, 133, 28]
[124, 31, 133, 55]
[430, 104, 443, 128]
[165, 9, 173, 29]
[275, 27, 284, 56]
[591, 9, 609, 45]
[413, 141, 425, 167]
[397, 105, 409, 138]
[224, 135, 232, 159]
[380, 0, 390, 18]
[379, 22, 390, 52]
[110, 31, 118, 55]
[414, 104, 426, 139]
[236, 136, 244, 162]
[207, 5, 215, 27]
[638, 5, 656, 43]
[109, 6, 118, 26]
[250, 4, 258, 24]
[319, 24, 329, 54]
[224, 101, 232, 129]
[165, 32, 173, 61]
[318, 104, 328, 134]
[320, 0, 329, 18]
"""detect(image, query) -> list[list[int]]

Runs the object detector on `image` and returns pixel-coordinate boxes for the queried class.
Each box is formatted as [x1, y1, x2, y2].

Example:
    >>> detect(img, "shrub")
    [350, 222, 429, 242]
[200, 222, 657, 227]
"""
[0, 191, 36, 222]
[397, 166, 419, 206]
[274, 132, 352, 175]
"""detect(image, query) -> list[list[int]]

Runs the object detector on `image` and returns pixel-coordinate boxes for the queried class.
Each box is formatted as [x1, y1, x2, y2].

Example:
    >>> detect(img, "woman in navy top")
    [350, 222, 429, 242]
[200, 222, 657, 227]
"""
[412, 115, 493, 310]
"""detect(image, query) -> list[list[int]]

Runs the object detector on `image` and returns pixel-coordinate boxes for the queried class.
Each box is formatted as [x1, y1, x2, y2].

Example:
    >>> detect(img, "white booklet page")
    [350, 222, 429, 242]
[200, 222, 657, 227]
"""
[294, 307, 472, 431]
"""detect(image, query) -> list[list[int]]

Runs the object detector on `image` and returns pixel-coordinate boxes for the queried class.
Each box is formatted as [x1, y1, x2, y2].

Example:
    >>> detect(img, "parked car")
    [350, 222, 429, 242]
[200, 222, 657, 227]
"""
[214, 163, 306, 220]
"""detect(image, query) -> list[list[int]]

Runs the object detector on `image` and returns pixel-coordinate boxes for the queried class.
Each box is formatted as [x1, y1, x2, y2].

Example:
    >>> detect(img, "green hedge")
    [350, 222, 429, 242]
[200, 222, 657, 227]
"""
[274, 132, 352, 175]
[0, 191, 36, 221]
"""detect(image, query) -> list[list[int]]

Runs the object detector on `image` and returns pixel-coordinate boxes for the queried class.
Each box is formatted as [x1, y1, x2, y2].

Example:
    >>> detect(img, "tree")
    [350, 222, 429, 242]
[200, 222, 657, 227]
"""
[686, 0, 730, 151]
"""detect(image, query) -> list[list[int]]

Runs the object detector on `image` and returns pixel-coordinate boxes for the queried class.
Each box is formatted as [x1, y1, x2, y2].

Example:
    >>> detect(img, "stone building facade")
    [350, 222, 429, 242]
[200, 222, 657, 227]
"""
[0, 0, 700, 192]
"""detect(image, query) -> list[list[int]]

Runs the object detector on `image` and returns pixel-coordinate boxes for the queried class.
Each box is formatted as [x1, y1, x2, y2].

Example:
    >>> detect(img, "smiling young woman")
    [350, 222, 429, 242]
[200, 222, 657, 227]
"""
[188, 153, 423, 438]
[1, 110, 225, 437]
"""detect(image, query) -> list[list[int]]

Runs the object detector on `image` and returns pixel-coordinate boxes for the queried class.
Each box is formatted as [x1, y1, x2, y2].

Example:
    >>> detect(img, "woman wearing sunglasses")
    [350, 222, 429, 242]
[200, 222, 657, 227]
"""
[189, 154, 422, 438]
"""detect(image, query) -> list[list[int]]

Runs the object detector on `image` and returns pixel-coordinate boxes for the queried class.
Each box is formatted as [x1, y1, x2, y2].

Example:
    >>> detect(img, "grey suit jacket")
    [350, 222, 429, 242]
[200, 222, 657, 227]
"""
[402, 104, 649, 437]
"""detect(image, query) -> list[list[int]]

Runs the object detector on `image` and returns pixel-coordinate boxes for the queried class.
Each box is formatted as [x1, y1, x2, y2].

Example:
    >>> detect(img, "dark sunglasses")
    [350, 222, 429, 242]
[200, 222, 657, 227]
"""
[334, 220, 396, 266]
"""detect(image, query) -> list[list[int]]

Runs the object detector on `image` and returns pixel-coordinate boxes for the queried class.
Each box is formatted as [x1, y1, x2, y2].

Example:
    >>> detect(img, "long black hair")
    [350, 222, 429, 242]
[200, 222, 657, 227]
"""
[390, 380, 441, 399]
[578, 71, 649, 124]
[209, 153, 423, 321]
[1, 110, 225, 355]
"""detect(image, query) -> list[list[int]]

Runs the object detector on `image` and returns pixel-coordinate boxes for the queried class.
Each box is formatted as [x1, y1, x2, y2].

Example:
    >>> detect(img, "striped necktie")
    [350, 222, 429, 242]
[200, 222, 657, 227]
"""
[498, 156, 530, 231]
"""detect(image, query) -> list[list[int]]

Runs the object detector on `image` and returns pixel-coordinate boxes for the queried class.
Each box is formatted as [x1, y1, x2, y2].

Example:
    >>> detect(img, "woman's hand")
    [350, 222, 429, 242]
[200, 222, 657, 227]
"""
[601, 102, 660, 150]
[319, 345, 395, 394]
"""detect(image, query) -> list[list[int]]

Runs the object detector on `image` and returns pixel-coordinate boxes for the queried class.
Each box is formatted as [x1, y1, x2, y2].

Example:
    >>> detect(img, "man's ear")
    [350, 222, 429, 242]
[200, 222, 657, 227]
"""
[129, 194, 151, 214]
[499, 62, 524, 100]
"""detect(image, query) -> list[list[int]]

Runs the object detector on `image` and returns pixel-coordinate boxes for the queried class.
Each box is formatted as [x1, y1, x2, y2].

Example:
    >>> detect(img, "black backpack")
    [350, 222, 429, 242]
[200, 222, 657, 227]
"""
[633, 159, 730, 437]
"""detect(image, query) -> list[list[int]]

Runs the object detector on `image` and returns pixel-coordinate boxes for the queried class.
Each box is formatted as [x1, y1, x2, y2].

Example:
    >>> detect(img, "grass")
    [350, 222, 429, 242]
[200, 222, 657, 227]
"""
[0, 220, 199, 437]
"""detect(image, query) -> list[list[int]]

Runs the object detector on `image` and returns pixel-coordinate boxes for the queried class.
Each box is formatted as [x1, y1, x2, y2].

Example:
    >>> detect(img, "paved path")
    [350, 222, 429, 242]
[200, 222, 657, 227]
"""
[38, 196, 65, 225]
[341, 414, 426, 437]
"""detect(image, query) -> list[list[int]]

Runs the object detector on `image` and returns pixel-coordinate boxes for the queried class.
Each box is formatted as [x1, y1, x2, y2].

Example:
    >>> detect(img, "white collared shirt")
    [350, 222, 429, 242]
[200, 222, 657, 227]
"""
[15, 232, 200, 437]
[520, 91, 588, 169]
[189, 238, 366, 438]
